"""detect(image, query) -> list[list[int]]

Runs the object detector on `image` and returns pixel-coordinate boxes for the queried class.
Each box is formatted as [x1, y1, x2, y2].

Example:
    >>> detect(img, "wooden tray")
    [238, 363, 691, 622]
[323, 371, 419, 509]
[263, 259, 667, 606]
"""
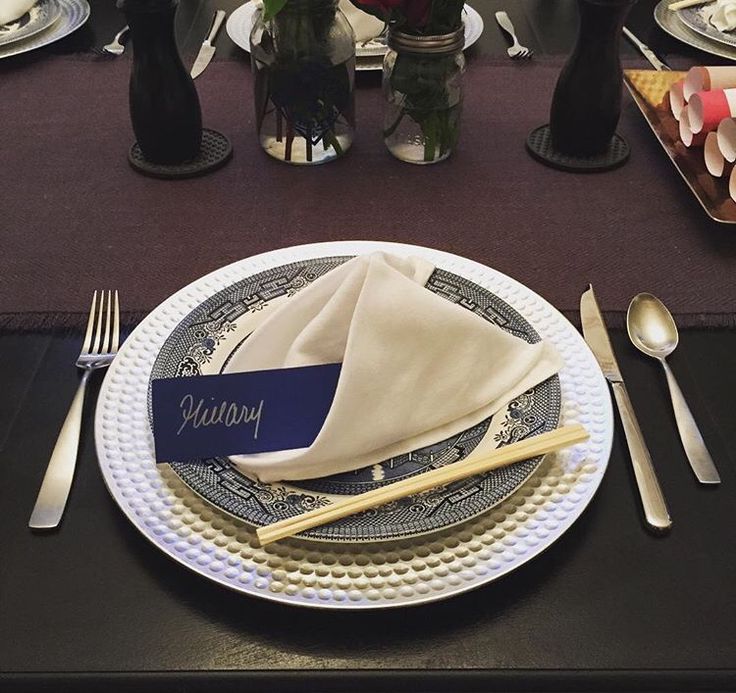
[624, 68, 736, 224]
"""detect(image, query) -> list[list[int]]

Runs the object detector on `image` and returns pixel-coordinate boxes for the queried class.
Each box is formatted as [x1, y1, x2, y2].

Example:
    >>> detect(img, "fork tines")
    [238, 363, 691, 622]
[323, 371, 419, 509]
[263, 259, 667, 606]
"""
[82, 290, 120, 358]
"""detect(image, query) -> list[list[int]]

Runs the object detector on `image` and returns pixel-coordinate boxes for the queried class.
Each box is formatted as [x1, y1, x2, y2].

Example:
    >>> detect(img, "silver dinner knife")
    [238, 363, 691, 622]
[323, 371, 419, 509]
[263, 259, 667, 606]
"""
[191, 10, 227, 79]
[622, 26, 670, 71]
[580, 285, 672, 533]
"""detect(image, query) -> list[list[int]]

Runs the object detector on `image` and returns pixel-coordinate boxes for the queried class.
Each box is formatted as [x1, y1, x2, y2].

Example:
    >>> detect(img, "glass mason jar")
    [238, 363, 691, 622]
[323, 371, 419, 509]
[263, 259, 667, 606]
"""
[250, 0, 356, 165]
[383, 29, 465, 164]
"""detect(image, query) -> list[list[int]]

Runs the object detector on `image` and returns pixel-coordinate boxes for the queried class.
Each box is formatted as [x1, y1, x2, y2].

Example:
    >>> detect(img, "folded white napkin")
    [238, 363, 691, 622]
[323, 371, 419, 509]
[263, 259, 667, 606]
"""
[250, 0, 383, 43]
[228, 252, 562, 483]
[0, 0, 36, 26]
[708, 0, 736, 32]
[338, 0, 384, 43]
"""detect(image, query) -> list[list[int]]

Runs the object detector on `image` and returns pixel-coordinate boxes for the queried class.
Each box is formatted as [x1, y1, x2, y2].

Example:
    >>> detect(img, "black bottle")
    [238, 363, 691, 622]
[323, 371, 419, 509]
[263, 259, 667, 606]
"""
[549, 0, 636, 156]
[118, 0, 202, 164]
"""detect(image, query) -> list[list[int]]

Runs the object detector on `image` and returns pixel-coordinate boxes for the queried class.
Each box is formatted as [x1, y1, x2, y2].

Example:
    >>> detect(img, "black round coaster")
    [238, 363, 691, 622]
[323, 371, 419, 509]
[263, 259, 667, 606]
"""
[526, 124, 630, 173]
[128, 128, 232, 179]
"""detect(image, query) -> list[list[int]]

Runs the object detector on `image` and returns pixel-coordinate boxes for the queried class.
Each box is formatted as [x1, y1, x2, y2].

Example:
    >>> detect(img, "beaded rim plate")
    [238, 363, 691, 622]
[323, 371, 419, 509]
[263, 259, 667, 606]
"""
[147, 257, 562, 543]
[0, 0, 89, 60]
[0, 0, 61, 47]
[225, 2, 484, 71]
[95, 241, 613, 610]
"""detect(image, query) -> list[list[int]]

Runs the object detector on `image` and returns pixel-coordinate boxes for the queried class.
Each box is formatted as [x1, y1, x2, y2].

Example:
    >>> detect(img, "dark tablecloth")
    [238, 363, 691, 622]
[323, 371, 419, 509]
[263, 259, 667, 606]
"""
[3, 54, 736, 329]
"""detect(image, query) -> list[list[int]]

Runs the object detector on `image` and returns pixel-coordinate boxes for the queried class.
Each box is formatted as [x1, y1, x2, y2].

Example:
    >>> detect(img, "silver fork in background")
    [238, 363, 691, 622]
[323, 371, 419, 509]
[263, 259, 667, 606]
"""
[101, 25, 129, 56]
[495, 11, 533, 59]
[29, 291, 120, 530]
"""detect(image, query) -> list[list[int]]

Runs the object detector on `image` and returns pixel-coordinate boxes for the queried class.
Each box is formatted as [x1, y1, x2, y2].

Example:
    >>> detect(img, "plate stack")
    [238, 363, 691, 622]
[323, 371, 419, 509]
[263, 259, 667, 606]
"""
[0, 0, 90, 60]
[655, 0, 736, 60]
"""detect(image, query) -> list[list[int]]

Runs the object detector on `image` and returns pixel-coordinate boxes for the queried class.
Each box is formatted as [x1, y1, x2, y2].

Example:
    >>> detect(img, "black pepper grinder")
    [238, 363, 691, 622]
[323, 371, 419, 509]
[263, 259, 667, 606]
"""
[118, 0, 202, 164]
[527, 0, 636, 172]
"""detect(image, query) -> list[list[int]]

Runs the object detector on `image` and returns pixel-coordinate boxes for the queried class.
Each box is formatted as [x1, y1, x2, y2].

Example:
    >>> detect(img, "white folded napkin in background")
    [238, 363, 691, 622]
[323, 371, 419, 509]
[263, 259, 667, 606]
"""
[228, 252, 563, 483]
[250, 0, 383, 43]
[708, 0, 736, 32]
[338, 0, 384, 42]
[0, 0, 36, 26]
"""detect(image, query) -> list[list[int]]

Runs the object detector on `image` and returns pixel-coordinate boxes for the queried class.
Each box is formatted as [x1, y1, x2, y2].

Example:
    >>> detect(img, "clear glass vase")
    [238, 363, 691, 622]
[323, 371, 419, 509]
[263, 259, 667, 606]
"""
[383, 29, 465, 164]
[250, 0, 356, 165]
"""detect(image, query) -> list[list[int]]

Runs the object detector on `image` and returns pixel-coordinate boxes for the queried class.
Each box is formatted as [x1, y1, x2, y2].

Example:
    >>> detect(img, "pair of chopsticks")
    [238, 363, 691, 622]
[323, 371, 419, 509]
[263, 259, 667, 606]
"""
[256, 423, 589, 546]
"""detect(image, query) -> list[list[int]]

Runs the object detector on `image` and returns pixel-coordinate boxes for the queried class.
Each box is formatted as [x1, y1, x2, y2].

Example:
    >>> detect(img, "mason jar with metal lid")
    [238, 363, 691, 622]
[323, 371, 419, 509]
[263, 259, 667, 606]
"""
[383, 27, 465, 164]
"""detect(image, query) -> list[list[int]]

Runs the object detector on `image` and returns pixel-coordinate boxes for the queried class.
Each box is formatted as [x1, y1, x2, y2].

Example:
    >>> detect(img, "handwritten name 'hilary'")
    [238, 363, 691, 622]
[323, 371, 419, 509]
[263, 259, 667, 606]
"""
[177, 395, 264, 439]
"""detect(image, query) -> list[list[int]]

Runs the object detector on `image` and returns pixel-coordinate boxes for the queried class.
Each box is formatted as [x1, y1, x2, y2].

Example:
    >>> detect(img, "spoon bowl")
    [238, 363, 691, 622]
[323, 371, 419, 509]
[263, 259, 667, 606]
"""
[627, 292, 679, 360]
[626, 292, 719, 484]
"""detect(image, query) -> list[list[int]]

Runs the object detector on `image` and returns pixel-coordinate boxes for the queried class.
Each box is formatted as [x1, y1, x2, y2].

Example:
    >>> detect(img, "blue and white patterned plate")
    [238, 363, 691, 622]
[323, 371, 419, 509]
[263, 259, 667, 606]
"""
[149, 256, 561, 543]
[0, 0, 88, 59]
[679, 4, 736, 49]
[0, 0, 61, 47]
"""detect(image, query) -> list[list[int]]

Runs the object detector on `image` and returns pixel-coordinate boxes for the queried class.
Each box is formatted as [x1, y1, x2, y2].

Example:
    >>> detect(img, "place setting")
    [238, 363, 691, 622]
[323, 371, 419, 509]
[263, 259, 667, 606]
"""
[656, 0, 736, 60]
[23, 229, 726, 614]
[0, 0, 89, 59]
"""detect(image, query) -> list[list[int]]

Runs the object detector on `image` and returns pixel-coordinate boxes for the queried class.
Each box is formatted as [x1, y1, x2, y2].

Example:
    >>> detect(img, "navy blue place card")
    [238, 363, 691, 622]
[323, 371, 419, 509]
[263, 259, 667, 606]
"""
[151, 363, 341, 462]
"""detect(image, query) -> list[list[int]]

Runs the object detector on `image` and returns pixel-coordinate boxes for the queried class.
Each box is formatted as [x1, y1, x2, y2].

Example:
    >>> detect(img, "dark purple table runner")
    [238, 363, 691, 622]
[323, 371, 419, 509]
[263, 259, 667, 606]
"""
[3, 55, 736, 329]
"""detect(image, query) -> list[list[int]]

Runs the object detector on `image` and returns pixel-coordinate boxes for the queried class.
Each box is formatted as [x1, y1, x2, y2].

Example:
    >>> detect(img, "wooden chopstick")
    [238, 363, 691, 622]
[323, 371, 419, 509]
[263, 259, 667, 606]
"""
[668, 0, 711, 11]
[256, 423, 589, 546]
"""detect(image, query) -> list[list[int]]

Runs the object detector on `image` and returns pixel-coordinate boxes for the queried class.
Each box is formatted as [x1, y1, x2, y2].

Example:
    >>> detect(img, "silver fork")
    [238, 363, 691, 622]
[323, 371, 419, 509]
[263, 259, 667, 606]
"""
[101, 25, 129, 56]
[29, 291, 120, 530]
[495, 11, 533, 59]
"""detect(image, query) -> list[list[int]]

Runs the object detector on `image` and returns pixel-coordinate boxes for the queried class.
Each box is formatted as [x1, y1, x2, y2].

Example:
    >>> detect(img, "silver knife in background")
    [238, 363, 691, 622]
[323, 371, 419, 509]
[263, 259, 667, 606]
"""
[623, 26, 670, 71]
[580, 285, 672, 534]
[191, 10, 227, 79]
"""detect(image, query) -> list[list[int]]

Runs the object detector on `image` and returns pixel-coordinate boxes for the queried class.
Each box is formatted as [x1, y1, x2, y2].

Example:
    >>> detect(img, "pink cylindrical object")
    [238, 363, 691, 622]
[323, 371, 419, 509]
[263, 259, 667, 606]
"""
[669, 80, 686, 121]
[684, 66, 736, 101]
[688, 89, 736, 134]
[717, 117, 736, 163]
[705, 132, 726, 176]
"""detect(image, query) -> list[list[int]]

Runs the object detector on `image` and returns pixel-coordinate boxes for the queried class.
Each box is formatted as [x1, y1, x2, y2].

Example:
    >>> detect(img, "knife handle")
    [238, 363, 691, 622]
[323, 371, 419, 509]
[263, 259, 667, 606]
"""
[207, 10, 227, 44]
[611, 381, 672, 533]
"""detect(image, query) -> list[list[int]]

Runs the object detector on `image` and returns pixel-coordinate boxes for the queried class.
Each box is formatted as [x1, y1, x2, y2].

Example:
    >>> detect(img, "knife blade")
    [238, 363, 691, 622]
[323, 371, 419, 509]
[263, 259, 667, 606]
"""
[580, 285, 672, 533]
[622, 26, 670, 72]
[191, 10, 227, 80]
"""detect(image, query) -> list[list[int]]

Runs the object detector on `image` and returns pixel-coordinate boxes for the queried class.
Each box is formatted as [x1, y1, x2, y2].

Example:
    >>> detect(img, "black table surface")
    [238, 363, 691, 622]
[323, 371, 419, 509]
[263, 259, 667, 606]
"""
[3, 1, 736, 692]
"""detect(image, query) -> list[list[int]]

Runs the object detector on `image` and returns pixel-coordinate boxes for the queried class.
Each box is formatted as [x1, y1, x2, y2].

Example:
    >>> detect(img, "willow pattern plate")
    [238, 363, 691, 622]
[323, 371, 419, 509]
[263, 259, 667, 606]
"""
[0, 0, 61, 47]
[679, 4, 736, 49]
[148, 257, 561, 543]
[0, 0, 89, 59]
[95, 241, 613, 609]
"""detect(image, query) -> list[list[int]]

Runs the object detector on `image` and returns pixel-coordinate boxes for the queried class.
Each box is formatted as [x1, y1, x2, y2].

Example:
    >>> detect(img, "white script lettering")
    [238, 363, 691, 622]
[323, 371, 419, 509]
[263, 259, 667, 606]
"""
[177, 395, 264, 439]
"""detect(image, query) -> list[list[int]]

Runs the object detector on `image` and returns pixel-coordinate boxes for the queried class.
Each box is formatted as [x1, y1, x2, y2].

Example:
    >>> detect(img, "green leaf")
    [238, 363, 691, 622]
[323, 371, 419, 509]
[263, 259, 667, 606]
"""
[262, 0, 288, 21]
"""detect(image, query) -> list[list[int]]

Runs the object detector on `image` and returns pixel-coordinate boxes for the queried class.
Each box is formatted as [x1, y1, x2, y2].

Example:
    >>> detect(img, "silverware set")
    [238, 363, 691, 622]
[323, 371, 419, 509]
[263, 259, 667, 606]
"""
[29, 283, 717, 534]
[582, 285, 720, 534]
[495, 11, 533, 60]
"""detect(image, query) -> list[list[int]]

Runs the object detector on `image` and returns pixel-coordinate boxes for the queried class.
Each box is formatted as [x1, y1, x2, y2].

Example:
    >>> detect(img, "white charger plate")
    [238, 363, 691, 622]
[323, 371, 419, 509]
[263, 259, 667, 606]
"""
[0, 0, 89, 60]
[95, 241, 613, 610]
[226, 2, 484, 71]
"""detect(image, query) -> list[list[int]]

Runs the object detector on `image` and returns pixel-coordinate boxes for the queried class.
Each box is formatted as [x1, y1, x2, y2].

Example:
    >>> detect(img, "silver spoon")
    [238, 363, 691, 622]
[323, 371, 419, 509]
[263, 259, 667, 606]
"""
[627, 293, 720, 484]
